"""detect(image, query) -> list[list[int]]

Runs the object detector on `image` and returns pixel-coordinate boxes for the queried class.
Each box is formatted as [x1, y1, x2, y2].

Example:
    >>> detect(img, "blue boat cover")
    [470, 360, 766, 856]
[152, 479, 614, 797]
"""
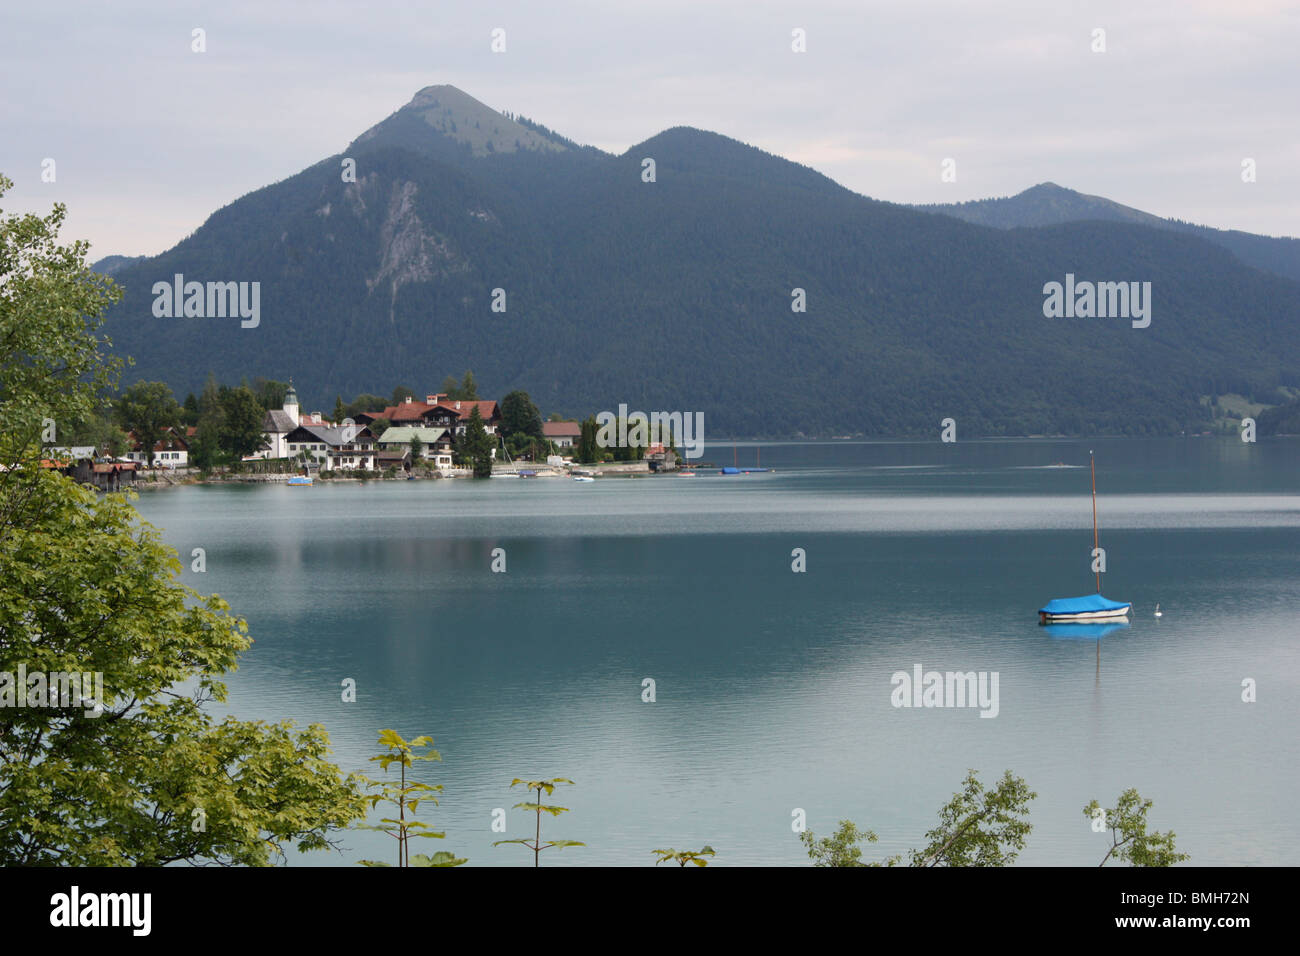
[1039, 594, 1132, 615]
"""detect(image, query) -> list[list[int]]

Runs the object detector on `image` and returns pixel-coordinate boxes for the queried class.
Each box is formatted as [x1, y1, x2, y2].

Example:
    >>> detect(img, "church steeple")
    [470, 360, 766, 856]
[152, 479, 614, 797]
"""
[284, 378, 300, 426]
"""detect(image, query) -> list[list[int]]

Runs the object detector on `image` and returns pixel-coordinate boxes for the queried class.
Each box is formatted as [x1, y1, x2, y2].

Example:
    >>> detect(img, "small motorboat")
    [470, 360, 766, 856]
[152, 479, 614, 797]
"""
[572, 475, 594, 482]
[287, 475, 312, 486]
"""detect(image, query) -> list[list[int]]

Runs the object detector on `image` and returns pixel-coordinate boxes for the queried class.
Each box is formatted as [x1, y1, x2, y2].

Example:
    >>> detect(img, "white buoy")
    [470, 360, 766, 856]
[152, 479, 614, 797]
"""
[1154, 603, 1163, 618]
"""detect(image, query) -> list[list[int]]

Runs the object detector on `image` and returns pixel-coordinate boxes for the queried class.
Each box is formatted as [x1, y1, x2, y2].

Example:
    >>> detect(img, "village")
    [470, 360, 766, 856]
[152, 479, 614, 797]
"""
[42, 383, 682, 489]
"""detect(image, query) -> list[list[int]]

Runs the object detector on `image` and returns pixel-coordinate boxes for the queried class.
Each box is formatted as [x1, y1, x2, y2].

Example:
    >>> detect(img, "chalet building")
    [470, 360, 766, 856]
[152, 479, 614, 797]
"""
[372, 394, 502, 437]
[125, 426, 193, 467]
[542, 421, 581, 448]
[375, 426, 454, 469]
[284, 424, 376, 471]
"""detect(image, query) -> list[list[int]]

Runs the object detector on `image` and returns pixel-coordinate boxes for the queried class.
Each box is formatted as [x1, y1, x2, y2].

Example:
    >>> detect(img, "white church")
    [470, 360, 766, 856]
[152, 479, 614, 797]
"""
[256, 381, 330, 459]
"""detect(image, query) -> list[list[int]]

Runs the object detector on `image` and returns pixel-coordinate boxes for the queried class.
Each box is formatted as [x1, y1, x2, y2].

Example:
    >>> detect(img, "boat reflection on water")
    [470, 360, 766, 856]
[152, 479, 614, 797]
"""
[1044, 619, 1131, 684]
[1042, 621, 1130, 640]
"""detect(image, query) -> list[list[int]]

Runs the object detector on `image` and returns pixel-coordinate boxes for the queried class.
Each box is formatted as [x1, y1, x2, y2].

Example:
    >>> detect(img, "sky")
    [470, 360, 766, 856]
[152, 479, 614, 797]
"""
[2, 0, 1297, 258]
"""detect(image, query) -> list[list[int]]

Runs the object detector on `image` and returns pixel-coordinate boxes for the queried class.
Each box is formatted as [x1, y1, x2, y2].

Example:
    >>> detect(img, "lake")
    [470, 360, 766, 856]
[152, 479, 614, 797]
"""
[131, 437, 1300, 866]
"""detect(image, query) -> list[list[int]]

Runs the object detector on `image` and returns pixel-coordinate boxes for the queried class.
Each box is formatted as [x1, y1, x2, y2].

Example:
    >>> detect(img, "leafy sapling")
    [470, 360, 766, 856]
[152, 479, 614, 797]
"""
[652, 846, 716, 867]
[493, 777, 584, 866]
[357, 730, 465, 867]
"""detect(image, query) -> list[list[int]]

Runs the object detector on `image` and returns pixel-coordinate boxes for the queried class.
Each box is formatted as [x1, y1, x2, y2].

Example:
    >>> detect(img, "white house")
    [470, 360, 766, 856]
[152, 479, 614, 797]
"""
[284, 423, 376, 471]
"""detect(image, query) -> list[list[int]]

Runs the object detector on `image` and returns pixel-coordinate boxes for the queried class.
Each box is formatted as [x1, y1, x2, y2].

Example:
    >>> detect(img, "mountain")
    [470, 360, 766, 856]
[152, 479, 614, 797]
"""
[95, 86, 1300, 438]
[915, 183, 1300, 284]
[91, 254, 146, 276]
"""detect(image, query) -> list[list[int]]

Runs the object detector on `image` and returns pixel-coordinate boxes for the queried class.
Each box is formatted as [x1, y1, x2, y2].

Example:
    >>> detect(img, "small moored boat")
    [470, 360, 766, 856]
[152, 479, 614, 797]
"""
[1038, 594, 1132, 624]
[1038, 451, 1130, 625]
[287, 475, 312, 486]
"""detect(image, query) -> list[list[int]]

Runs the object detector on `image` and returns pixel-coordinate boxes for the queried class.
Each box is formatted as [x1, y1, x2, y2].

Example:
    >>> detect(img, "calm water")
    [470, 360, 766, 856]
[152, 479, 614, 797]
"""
[132, 438, 1300, 866]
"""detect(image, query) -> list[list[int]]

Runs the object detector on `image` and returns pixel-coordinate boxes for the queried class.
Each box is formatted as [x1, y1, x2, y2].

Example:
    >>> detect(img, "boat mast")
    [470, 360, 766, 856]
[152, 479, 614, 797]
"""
[1091, 450, 1100, 593]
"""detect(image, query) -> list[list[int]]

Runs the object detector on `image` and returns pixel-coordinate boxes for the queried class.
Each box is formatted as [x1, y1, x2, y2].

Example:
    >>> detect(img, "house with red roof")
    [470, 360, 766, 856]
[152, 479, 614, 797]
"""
[124, 426, 193, 468]
[370, 393, 502, 435]
[542, 420, 581, 448]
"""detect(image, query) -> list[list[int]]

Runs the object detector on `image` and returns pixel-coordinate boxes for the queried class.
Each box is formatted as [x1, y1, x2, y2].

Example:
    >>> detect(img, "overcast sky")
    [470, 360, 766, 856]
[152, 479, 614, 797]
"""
[3, 0, 1297, 257]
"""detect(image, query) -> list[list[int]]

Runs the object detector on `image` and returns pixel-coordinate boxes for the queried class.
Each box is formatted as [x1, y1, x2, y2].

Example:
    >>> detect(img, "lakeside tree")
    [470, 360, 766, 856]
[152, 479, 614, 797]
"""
[910, 769, 1036, 867]
[182, 391, 200, 425]
[463, 405, 494, 477]
[410, 433, 424, 462]
[1085, 789, 1188, 867]
[189, 373, 226, 471]
[493, 778, 583, 866]
[801, 820, 880, 867]
[0, 176, 367, 864]
[500, 390, 543, 440]
[577, 416, 599, 464]
[114, 381, 182, 467]
[333, 394, 346, 424]
[0, 173, 122, 542]
[189, 416, 222, 472]
[218, 384, 266, 460]
[391, 384, 415, 405]
[798, 770, 1035, 867]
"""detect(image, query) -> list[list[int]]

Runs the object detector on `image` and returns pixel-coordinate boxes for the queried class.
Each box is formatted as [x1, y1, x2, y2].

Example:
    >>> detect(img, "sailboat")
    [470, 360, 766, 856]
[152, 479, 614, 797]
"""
[1038, 451, 1132, 624]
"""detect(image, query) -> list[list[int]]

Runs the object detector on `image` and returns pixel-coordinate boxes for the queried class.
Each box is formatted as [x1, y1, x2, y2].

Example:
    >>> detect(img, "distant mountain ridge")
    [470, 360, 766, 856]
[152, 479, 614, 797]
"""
[914, 183, 1300, 283]
[93, 86, 1300, 438]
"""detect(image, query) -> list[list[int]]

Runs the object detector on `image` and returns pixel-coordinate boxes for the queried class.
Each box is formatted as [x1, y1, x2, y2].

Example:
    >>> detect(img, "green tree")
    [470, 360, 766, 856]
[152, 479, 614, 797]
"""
[1085, 789, 1188, 867]
[218, 385, 266, 461]
[182, 392, 200, 426]
[493, 778, 583, 866]
[577, 416, 599, 464]
[250, 377, 288, 412]
[0, 184, 366, 863]
[368, 416, 390, 438]
[345, 393, 389, 419]
[464, 405, 494, 477]
[190, 373, 227, 472]
[500, 390, 543, 439]
[441, 370, 479, 401]
[410, 433, 424, 461]
[0, 172, 122, 542]
[63, 407, 127, 459]
[910, 769, 1036, 867]
[391, 385, 415, 405]
[800, 820, 880, 867]
[114, 381, 182, 467]
[0, 470, 367, 864]
[356, 730, 465, 868]
[189, 417, 222, 472]
[333, 394, 345, 424]
[652, 846, 716, 867]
